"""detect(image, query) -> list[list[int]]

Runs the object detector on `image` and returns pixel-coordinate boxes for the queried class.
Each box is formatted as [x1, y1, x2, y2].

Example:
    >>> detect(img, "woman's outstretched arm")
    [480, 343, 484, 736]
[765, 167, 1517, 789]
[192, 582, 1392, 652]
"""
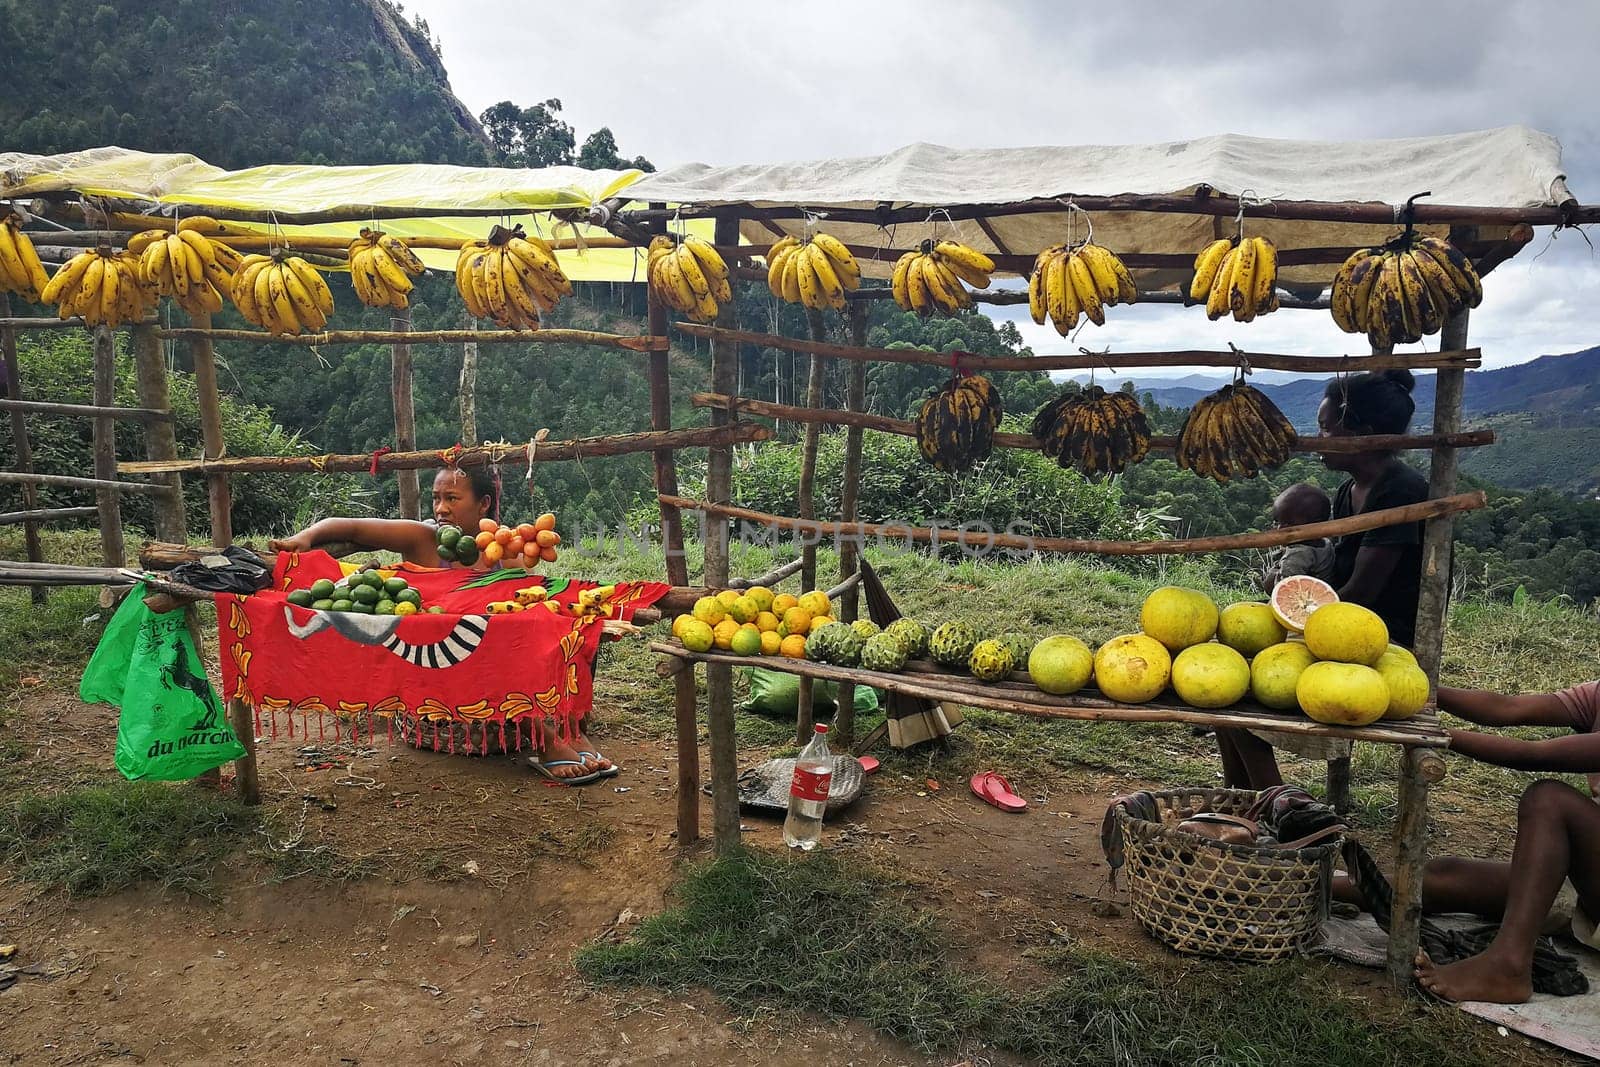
[269, 518, 438, 567]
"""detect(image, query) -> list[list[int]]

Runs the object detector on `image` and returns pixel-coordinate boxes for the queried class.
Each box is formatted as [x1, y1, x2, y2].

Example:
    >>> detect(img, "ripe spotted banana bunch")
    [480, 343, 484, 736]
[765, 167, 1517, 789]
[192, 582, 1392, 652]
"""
[1030, 385, 1151, 477]
[915, 374, 1002, 472]
[348, 228, 427, 309]
[892, 240, 994, 317]
[456, 224, 572, 329]
[40, 246, 156, 327]
[1027, 242, 1137, 335]
[1330, 234, 1481, 349]
[647, 234, 731, 323]
[765, 233, 860, 311]
[0, 213, 51, 302]
[1174, 383, 1298, 483]
[132, 229, 232, 315]
[230, 253, 335, 334]
[1190, 236, 1279, 322]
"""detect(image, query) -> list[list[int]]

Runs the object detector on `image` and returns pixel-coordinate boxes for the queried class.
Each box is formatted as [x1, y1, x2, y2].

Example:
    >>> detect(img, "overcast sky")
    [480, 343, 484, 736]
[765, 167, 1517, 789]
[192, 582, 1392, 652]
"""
[408, 0, 1597, 373]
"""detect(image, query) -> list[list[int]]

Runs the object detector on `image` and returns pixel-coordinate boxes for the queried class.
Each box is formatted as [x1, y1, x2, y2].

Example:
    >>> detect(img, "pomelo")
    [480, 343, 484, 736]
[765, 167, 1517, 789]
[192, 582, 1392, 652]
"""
[1296, 661, 1390, 726]
[772, 593, 799, 615]
[1385, 643, 1418, 666]
[692, 596, 726, 626]
[1303, 602, 1388, 665]
[729, 595, 760, 625]
[755, 611, 781, 633]
[1217, 602, 1287, 658]
[1250, 641, 1317, 710]
[730, 624, 763, 657]
[1269, 575, 1338, 632]
[671, 613, 695, 639]
[1139, 586, 1218, 652]
[715, 589, 742, 611]
[680, 619, 714, 653]
[759, 630, 782, 656]
[1170, 643, 1251, 709]
[798, 590, 831, 618]
[1093, 633, 1172, 704]
[1027, 635, 1094, 696]
[1376, 656, 1430, 720]
[745, 586, 775, 612]
[779, 633, 809, 659]
[712, 618, 740, 650]
[779, 606, 813, 636]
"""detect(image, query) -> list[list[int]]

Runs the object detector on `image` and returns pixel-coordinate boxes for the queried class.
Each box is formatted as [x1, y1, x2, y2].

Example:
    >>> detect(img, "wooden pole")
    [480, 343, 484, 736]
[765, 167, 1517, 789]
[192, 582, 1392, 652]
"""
[459, 314, 479, 446]
[0, 398, 170, 421]
[91, 327, 126, 582]
[832, 303, 869, 750]
[0, 293, 45, 603]
[156, 326, 666, 350]
[390, 308, 419, 520]
[797, 310, 827, 591]
[1387, 747, 1433, 983]
[0, 506, 98, 524]
[130, 324, 188, 544]
[186, 312, 231, 545]
[706, 213, 742, 853]
[228, 696, 260, 804]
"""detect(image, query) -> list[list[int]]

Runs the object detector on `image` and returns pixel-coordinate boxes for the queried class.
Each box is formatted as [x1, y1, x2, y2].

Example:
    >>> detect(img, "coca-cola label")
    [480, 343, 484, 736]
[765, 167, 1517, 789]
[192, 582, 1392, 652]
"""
[790, 766, 831, 803]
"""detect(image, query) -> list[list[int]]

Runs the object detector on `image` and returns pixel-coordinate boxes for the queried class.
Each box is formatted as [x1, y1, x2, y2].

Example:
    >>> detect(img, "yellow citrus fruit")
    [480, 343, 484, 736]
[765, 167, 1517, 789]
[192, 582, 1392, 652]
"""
[808, 615, 835, 635]
[1216, 602, 1287, 659]
[780, 606, 813, 636]
[779, 633, 809, 659]
[393, 601, 418, 616]
[1250, 641, 1317, 710]
[1093, 633, 1172, 703]
[1385, 643, 1418, 666]
[1303, 602, 1388, 665]
[692, 596, 726, 626]
[1296, 661, 1390, 726]
[1170, 642, 1251, 709]
[1269, 575, 1339, 632]
[1027, 635, 1094, 696]
[772, 593, 799, 615]
[672, 613, 695, 639]
[746, 586, 775, 613]
[712, 618, 740, 650]
[1375, 654, 1430, 720]
[680, 618, 714, 653]
[730, 624, 763, 657]
[797, 590, 831, 618]
[759, 630, 782, 656]
[716, 589, 742, 610]
[1139, 586, 1219, 652]
[755, 611, 780, 633]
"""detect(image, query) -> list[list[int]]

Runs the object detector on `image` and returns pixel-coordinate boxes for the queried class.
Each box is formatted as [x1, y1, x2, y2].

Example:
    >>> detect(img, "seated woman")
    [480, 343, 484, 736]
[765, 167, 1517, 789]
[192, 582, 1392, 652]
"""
[1217, 370, 1429, 791]
[269, 467, 613, 783]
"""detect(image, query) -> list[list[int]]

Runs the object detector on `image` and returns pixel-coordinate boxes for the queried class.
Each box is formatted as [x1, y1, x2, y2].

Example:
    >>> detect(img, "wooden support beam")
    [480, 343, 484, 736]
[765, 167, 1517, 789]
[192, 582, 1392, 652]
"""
[0, 397, 171, 422]
[1388, 747, 1434, 983]
[186, 311, 232, 546]
[731, 555, 805, 590]
[390, 308, 419, 520]
[661, 491, 1487, 557]
[645, 217, 690, 590]
[91, 327, 126, 582]
[0, 316, 157, 330]
[0, 506, 98, 525]
[798, 310, 827, 590]
[0, 470, 176, 495]
[155, 326, 667, 350]
[130, 324, 189, 545]
[706, 213, 742, 854]
[0, 293, 45, 602]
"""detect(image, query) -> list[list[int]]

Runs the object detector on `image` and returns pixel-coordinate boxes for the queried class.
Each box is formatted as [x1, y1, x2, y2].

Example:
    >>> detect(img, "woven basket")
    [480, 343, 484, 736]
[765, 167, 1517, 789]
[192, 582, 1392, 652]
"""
[1115, 787, 1338, 963]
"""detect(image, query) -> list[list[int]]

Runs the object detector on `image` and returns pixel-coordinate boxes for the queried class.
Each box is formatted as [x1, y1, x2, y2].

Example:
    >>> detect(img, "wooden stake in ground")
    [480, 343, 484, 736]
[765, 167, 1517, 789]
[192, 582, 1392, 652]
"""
[130, 324, 187, 543]
[186, 311, 232, 545]
[91, 327, 126, 588]
[0, 293, 45, 602]
[832, 303, 869, 750]
[391, 308, 419, 520]
[459, 313, 479, 446]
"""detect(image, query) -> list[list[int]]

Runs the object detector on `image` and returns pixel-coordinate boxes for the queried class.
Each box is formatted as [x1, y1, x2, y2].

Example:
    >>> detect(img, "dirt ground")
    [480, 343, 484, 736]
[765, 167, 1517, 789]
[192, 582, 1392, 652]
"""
[0, 688, 1545, 1066]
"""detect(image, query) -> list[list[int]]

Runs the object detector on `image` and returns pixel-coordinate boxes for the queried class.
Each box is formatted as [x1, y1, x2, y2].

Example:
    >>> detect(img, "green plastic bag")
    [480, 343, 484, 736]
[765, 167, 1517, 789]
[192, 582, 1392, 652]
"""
[740, 666, 880, 718]
[80, 586, 246, 781]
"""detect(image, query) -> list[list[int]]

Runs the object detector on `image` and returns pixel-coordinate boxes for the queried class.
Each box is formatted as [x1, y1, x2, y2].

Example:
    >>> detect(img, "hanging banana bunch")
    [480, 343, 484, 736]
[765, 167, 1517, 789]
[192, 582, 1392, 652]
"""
[1174, 382, 1298, 483]
[1027, 242, 1137, 335]
[915, 374, 1003, 472]
[348, 228, 427, 310]
[229, 253, 334, 334]
[1189, 234, 1280, 322]
[456, 224, 573, 329]
[40, 245, 156, 328]
[133, 228, 233, 316]
[1030, 385, 1151, 477]
[1329, 233, 1481, 349]
[0, 213, 52, 302]
[765, 233, 860, 311]
[892, 240, 994, 316]
[648, 233, 732, 323]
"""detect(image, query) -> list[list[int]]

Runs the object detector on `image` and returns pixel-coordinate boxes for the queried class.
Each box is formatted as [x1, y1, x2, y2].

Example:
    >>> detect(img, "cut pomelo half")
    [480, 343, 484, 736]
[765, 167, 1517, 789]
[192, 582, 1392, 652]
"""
[1270, 575, 1338, 632]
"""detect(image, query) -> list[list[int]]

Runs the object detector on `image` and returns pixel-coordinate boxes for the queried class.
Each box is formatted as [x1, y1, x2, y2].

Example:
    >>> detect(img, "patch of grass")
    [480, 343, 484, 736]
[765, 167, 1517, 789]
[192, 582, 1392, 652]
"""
[0, 584, 106, 694]
[0, 780, 257, 897]
[579, 849, 1539, 1066]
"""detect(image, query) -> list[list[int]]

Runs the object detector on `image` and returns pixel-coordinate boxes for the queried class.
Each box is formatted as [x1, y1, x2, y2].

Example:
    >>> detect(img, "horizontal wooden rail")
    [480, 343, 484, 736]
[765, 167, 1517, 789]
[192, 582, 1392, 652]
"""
[0, 506, 99, 525]
[0, 317, 159, 330]
[0, 398, 171, 422]
[659, 490, 1486, 557]
[41, 230, 635, 253]
[691, 393, 1496, 455]
[154, 326, 667, 350]
[675, 323, 1481, 375]
[0, 470, 177, 495]
[119, 421, 773, 476]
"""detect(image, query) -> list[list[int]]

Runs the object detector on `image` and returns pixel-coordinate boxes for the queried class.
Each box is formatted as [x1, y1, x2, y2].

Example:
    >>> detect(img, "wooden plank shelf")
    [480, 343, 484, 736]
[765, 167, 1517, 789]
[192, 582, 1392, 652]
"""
[154, 326, 668, 350]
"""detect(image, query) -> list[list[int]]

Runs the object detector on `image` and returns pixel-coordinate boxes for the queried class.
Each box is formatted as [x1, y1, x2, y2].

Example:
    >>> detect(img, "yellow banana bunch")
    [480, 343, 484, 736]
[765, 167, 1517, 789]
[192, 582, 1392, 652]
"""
[348, 228, 427, 310]
[230, 254, 333, 334]
[1027, 242, 1136, 334]
[764, 232, 860, 311]
[455, 224, 572, 329]
[648, 234, 731, 323]
[135, 229, 233, 316]
[0, 213, 51, 302]
[40, 246, 155, 327]
[1174, 383, 1297, 483]
[893, 240, 994, 317]
[1329, 233, 1481, 348]
[1188, 235, 1279, 322]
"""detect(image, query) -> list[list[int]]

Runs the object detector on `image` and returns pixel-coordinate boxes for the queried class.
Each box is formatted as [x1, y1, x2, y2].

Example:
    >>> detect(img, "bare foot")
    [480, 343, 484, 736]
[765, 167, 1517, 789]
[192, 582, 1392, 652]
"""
[533, 736, 595, 779]
[1414, 949, 1533, 1004]
[571, 731, 613, 771]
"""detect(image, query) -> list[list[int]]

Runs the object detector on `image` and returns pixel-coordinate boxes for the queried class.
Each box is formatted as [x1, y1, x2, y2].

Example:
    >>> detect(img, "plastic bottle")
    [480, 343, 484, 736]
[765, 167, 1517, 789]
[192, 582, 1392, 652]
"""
[782, 724, 832, 850]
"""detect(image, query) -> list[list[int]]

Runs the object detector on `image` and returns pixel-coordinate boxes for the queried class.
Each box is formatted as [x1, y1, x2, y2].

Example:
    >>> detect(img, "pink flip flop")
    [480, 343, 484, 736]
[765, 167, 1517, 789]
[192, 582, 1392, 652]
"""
[970, 770, 1027, 813]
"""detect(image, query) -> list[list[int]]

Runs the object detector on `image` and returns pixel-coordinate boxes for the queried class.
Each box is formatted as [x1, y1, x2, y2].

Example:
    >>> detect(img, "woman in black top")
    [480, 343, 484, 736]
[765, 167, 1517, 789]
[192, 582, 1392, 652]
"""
[1217, 369, 1428, 789]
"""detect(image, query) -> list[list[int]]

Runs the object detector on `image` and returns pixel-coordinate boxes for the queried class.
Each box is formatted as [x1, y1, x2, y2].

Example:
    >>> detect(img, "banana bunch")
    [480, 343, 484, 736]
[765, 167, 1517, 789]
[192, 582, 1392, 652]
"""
[0, 213, 51, 302]
[230, 254, 335, 334]
[1329, 234, 1481, 348]
[1174, 383, 1298, 483]
[1027, 242, 1137, 334]
[40, 246, 156, 327]
[349, 228, 427, 310]
[892, 240, 994, 317]
[456, 224, 573, 329]
[915, 374, 1003, 473]
[132, 229, 232, 315]
[647, 234, 731, 323]
[1189, 236, 1279, 322]
[765, 233, 860, 310]
[1030, 385, 1151, 476]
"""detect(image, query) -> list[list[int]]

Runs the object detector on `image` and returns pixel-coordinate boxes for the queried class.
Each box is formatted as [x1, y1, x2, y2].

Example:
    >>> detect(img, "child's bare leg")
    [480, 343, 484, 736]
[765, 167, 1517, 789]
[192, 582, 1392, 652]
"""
[1214, 728, 1284, 791]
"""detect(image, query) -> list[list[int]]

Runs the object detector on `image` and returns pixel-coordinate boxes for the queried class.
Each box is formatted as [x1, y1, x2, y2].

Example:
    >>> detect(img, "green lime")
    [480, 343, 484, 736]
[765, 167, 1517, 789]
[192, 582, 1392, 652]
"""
[351, 585, 380, 605]
[439, 526, 462, 548]
[396, 588, 422, 606]
[455, 540, 480, 565]
[383, 577, 409, 597]
[375, 600, 396, 615]
[287, 589, 315, 608]
[311, 598, 334, 612]
[309, 579, 336, 599]
[436, 544, 456, 561]
[351, 601, 375, 615]
[427, 606, 444, 614]
[330, 599, 354, 613]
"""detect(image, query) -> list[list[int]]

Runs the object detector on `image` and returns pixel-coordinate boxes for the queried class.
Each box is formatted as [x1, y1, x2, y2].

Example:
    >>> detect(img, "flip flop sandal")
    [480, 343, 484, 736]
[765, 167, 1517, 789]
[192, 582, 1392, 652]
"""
[527, 758, 606, 786]
[970, 770, 1027, 813]
[579, 751, 621, 778]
